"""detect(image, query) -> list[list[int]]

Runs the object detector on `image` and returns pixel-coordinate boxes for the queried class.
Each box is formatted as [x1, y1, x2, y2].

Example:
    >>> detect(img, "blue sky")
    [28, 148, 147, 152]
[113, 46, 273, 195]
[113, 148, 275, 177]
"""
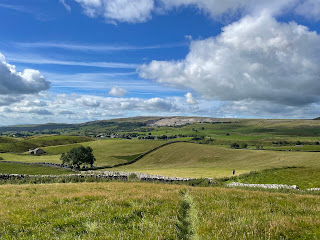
[0, 0, 320, 125]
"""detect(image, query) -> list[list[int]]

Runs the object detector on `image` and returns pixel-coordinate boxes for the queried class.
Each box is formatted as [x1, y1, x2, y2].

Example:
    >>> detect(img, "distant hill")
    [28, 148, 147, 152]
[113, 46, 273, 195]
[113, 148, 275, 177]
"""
[0, 116, 221, 134]
[0, 123, 74, 132]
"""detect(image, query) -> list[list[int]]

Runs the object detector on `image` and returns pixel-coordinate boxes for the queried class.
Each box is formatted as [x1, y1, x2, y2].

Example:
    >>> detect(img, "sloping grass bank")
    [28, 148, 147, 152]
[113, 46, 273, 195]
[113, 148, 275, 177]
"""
[114, 142, 320, 178]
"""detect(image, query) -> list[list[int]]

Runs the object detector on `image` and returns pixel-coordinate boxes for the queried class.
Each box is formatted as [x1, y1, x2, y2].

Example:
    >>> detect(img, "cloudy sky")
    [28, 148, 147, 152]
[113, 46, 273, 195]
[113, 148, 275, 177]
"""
[0, 0, 320, 125]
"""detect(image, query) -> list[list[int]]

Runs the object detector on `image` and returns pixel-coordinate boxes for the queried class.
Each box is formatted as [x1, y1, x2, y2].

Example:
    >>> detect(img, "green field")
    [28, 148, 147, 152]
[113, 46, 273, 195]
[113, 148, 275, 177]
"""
[114, 142, 320, 179]
[0, 182, 319, 239]
[0, 162, 73, 175]
[0, 135, 94, 153]
[0, 139, 166, 167]
[232, 167, 320, 190]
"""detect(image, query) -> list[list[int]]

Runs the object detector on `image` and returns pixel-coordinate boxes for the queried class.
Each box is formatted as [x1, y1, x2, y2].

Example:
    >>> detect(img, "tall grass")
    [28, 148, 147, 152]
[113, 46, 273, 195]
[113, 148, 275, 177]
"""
[190, 187, 320, 239]
[0, 182, 181, 239]
[0, 183, 319, 239]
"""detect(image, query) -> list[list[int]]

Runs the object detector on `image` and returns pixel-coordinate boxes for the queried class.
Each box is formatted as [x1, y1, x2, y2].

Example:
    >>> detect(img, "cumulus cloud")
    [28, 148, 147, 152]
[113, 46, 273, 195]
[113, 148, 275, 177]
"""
[67, 0, 320, 24]
[160, 0, 297, 18]
[76, 97, 101, 108]
[72, 0, 154, 23]
[185, 92, 197, 105]
[109, 86, 127, 97]
[139, 13, 320, 106]
[0, 94, 184, 125]
[0, 96, 24, 106]
[0, 53, 50, 95]
[295, 0, 320, 20]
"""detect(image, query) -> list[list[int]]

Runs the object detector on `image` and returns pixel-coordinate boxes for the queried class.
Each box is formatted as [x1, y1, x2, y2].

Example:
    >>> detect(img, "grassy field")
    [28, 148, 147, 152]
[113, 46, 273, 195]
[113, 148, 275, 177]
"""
[0, 135, 94, 153]
[0, 162, 73, 175]
[0, 182, 181, 239]
[114, 142, 320, 179]
[191, 187, 320, 239]
[0, 182, 319, 239]
[232, 167, 320, 190]
[1, 139, 166, 167]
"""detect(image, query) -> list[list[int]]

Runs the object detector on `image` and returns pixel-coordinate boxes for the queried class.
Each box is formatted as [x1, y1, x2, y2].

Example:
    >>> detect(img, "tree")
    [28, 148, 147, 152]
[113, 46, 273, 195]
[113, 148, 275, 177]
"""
[61, 146, 96, 169]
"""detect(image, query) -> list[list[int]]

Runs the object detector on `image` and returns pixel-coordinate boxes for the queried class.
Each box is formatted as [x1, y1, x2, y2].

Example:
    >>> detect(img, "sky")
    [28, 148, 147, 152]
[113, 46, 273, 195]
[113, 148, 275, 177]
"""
[0, 0, 320, 125]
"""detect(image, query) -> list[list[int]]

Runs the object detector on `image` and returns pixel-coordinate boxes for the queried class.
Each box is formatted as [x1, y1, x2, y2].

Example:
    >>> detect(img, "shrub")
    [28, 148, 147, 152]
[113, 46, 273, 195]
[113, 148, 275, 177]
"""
[241, 143, 248, 149]
[230, 143, 240, 149]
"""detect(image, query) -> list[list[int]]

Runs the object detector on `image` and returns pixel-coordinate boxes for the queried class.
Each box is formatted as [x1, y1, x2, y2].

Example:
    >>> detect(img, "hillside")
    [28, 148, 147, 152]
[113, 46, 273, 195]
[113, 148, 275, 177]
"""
[115, 142, 320, 178]
[0, 139, 166, 166]
[0, 135, 94, 153]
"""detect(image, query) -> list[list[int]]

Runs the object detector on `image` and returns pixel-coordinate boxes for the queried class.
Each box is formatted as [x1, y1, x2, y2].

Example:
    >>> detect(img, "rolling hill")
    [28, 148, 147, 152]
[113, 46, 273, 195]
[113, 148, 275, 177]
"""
[114, 142, 320, 179]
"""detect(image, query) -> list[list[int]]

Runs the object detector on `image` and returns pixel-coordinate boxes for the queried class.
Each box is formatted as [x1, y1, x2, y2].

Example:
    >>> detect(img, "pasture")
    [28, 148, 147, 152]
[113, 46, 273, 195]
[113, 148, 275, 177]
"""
[0, 139, 166, 167]
[114, 142, 320, 179]
[0, 182, 319, 239]
[0, 162, 73, 175]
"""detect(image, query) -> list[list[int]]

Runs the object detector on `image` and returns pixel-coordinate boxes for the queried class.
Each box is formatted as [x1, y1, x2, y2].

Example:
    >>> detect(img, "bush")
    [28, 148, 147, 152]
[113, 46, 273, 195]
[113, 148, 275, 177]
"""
[241, 143, 248, 149]
[128, 173, 139, 181]
[230, 143, 240, 149]
[0, 157, 3, 160]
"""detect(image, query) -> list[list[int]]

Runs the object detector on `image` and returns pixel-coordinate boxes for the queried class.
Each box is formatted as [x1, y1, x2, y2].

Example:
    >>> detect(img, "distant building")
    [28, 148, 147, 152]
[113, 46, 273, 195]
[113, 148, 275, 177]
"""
[29, 148, 46, 155]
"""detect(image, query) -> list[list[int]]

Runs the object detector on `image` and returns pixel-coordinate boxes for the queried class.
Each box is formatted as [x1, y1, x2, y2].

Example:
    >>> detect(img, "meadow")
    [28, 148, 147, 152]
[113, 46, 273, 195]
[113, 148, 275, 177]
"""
[0, 139, 166, 167]
[0, 182, 319, 239]
[0, 162, 73, 175]
[0, 135, 93, 153]
[114, 142, 320, 180]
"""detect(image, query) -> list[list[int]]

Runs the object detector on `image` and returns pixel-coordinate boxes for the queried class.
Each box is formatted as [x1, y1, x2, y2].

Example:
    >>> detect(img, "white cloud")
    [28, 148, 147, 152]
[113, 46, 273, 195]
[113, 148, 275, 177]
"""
[72, 0, 154, 23]
[6, 54, 138, 69]
[185, 92, 197, 105]
[160, 0, 297, 18]
[295, 0, 320, 21]
[0, 53, 50, 95]
[219, 100, 320, 119]
[60, 0, 71, 11]
[14, 41, 185, 52]
[68, 0, 314, 24]
[139, 13, 320, 106]
[109, 86, 127, 97]
[0, 96, 24, 106]
[76, 97, 101, 107]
